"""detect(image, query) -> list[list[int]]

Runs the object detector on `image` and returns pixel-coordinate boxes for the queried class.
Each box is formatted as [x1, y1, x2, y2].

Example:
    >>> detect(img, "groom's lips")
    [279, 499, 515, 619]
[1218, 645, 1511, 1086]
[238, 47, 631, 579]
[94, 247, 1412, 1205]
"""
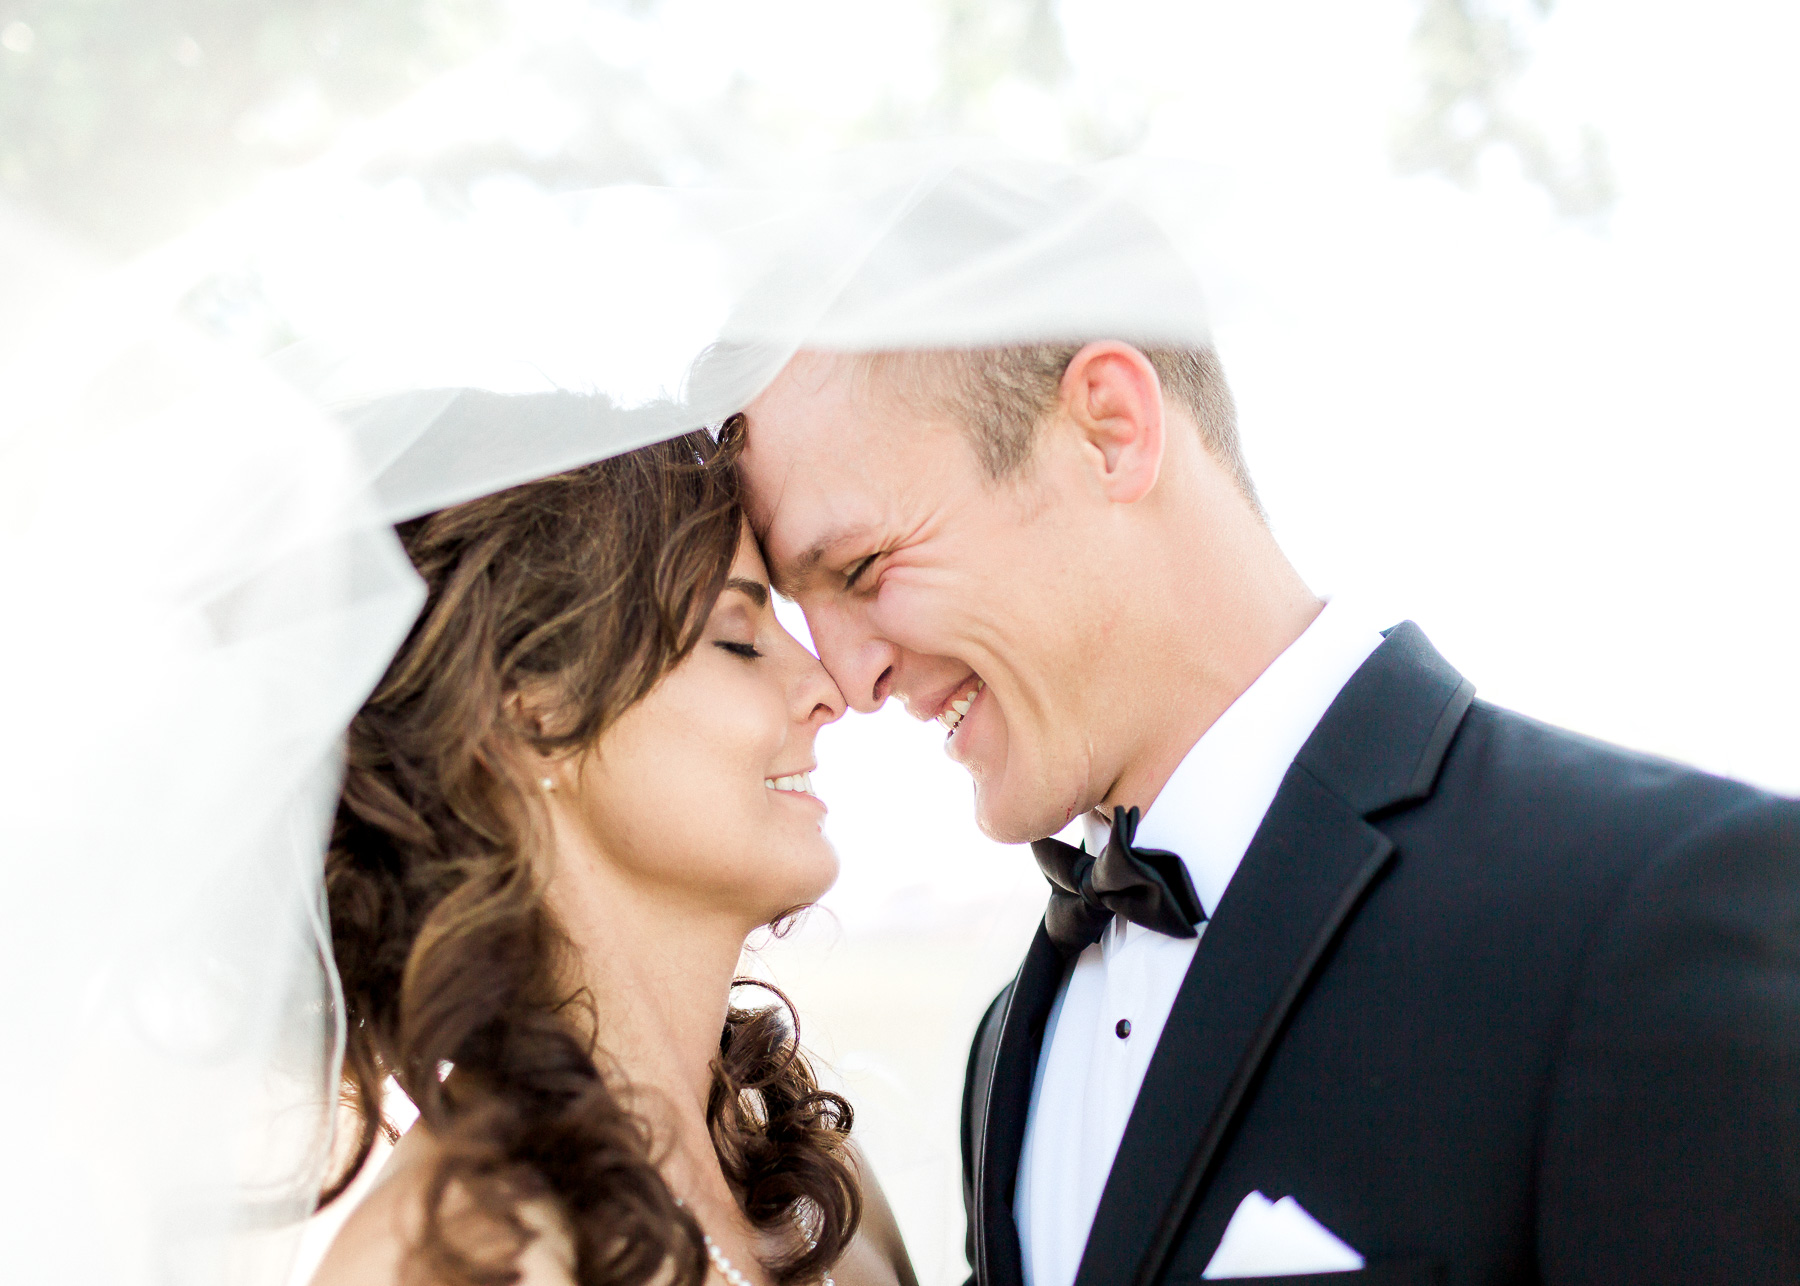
[937, 675, 987, 737]
[913, 671, 984, 728]
[945, 677, 987, 739]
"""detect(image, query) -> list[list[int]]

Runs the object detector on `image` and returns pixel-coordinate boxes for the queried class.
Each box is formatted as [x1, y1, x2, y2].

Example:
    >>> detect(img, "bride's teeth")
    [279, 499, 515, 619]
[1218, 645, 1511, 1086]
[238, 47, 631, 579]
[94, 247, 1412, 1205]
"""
[764, 773, 816, 794]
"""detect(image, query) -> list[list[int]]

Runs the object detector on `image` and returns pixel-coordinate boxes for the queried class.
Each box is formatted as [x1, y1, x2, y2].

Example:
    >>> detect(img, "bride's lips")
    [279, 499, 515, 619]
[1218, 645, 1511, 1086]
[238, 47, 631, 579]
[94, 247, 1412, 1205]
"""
[763, 767, 826, 812]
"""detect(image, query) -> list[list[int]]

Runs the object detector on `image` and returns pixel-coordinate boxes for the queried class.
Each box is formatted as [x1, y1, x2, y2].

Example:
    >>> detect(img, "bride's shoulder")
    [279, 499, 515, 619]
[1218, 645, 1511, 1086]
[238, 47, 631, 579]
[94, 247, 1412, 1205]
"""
[306, 1126, 576, 1286]
[834, 1144, 920, 1286]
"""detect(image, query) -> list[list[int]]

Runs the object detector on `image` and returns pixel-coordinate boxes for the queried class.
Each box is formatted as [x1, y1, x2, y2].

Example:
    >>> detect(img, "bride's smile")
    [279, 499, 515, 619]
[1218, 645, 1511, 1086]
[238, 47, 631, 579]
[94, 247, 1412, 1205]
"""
[533, 528, 844, 936]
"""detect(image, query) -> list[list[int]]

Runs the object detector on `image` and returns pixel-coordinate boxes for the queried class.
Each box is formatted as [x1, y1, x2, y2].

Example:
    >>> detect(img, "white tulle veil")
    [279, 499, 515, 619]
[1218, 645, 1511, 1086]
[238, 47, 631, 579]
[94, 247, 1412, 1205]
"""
[0, 146, 1213, 1284]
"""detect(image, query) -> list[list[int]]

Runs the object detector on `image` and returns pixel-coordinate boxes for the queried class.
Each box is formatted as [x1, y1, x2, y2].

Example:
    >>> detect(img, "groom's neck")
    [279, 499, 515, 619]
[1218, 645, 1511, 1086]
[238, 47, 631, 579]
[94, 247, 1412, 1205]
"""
[1093, 466, 1320, 819]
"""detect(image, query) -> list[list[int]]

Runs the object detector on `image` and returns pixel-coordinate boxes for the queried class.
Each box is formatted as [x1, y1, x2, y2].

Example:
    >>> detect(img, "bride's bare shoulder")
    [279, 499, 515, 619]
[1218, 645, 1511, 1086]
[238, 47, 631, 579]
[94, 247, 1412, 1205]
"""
[307, 1127, 576, 1286]
[833, 1144, 920, 1286]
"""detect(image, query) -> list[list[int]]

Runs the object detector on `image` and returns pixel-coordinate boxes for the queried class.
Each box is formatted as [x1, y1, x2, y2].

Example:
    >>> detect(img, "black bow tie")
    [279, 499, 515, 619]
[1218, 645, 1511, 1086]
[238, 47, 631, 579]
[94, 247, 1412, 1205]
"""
[1031, 806, 1206, 957]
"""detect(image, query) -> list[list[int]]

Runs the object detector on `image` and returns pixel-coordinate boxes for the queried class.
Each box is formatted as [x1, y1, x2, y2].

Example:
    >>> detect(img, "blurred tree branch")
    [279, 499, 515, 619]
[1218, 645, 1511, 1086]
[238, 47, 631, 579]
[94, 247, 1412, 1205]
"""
[1392, 0, 1615, 222]
[0, 0, 1141, 259]
[1, 0, 1613, 286]
[0, 0, 501, 255]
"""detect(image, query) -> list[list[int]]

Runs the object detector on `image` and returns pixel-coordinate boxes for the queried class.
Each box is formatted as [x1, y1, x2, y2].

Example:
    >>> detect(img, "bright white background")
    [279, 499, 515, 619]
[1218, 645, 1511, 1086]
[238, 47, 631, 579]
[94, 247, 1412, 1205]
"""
[288, 2, 1799, 1283]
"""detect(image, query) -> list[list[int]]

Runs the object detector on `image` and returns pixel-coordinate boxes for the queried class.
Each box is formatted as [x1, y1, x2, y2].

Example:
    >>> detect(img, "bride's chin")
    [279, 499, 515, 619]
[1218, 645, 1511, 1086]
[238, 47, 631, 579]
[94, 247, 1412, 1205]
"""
[719, 871, 835, 931]
[772, 855, 840, 918]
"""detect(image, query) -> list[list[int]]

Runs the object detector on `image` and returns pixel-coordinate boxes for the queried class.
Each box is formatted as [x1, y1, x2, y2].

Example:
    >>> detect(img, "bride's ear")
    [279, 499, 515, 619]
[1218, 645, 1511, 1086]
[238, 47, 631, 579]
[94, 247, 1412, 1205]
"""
[504, 686, 569, 795]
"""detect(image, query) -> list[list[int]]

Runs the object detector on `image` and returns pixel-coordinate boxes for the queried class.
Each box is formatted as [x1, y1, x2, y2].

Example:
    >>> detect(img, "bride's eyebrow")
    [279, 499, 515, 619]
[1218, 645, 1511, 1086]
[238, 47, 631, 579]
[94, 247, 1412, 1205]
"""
[723, 577, 768, 608]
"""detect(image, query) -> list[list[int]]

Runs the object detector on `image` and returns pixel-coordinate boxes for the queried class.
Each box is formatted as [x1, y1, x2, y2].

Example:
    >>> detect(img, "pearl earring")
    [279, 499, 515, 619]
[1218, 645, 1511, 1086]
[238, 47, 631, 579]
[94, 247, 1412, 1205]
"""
[539, 777, 555, 793]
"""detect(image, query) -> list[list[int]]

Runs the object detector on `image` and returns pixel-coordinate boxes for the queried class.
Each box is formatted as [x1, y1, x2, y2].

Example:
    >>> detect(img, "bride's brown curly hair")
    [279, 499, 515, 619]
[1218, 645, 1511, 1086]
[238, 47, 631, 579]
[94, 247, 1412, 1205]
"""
[323, 393, 859, 1286]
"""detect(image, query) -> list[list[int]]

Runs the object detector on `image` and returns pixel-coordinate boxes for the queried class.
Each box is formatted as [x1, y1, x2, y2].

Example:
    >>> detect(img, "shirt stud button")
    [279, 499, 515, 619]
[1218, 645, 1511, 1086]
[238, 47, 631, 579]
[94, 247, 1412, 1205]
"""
[1115, 1018, 1132, 1039]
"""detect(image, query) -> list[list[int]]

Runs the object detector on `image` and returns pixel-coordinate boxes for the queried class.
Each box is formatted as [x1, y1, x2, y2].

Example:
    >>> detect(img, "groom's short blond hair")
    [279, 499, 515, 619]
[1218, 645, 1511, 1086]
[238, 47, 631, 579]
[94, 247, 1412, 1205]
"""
[861, 343, 1261, 515]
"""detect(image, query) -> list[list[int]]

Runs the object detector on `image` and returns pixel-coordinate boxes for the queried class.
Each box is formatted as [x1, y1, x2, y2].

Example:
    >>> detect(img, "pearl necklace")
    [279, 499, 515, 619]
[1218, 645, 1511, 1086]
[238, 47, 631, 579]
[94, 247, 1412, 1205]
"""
[699, 1208, 834, 1286]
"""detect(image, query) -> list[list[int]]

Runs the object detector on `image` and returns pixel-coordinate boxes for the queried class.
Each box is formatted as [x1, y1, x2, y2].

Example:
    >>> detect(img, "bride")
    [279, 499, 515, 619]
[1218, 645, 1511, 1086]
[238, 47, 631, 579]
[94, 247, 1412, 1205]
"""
[306, 392, 914, 1286]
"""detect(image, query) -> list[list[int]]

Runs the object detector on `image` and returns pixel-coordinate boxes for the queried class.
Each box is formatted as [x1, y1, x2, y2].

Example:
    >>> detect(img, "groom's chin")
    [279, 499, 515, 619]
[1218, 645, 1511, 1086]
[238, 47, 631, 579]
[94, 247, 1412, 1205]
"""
[957, 713, 1070, 843]
[970, 775, 1063, 848]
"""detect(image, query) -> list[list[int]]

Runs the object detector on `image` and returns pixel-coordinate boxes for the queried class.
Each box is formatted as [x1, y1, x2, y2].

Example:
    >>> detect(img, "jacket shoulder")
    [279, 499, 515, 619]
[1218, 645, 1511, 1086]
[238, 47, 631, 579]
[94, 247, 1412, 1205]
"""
[1429, 698, 1781, 853]
[1535, 790, 1800, 1282]
[1369, 699, 1794, 1013]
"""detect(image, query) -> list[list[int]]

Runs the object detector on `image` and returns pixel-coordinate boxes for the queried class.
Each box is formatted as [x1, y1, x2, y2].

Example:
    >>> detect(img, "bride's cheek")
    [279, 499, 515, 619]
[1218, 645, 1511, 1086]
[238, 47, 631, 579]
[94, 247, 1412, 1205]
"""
[711, 677, 779, 777]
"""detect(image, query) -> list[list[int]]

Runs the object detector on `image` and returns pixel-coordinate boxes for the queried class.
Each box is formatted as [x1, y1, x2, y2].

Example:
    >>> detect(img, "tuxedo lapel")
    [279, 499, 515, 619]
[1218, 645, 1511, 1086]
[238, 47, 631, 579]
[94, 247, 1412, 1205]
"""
[1070, 774, 1394, 1286]
[975, 925, 1065, 1286]
[1069, 622, 1475, 1286]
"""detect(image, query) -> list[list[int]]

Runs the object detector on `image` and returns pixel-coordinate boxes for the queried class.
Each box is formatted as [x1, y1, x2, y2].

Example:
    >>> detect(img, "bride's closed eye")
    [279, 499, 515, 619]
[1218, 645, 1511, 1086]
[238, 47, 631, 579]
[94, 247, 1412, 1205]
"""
[712, 576, 771, 658]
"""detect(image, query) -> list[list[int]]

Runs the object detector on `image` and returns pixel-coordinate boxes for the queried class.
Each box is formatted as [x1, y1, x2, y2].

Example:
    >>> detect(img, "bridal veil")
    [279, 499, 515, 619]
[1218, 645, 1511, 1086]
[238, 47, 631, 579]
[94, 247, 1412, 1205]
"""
[0, 148, 1213, 1284]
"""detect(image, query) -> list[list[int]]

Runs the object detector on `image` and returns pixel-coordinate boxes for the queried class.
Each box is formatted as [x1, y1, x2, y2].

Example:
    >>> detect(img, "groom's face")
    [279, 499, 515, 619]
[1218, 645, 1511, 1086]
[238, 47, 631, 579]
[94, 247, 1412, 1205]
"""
[741, 353, 1106, 844]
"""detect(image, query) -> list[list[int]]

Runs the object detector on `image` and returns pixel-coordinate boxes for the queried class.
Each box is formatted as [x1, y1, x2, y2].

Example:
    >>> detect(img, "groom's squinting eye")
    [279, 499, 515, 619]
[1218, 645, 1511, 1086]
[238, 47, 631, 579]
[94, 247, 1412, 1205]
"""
[844, 552, 881, 590]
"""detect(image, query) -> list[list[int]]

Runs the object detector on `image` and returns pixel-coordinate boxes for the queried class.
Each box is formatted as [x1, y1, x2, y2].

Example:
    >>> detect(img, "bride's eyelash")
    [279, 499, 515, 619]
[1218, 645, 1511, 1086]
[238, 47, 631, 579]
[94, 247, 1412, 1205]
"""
[716, 641, 763, 659]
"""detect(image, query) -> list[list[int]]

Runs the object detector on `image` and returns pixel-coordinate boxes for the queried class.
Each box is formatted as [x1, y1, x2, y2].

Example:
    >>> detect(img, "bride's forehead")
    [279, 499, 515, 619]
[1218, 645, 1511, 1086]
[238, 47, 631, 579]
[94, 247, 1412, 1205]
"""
[729, 530, 770, 579]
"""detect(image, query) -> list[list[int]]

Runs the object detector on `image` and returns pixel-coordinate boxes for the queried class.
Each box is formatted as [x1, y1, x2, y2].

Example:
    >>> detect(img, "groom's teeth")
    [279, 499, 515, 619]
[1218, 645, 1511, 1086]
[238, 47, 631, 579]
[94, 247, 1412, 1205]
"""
[938, 679, 985, 732]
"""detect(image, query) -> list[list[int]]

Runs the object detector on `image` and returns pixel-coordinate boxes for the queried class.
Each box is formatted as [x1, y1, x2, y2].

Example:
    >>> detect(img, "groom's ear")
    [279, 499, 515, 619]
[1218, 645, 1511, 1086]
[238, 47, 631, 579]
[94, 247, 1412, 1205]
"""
[1059, 341, 1165, 505]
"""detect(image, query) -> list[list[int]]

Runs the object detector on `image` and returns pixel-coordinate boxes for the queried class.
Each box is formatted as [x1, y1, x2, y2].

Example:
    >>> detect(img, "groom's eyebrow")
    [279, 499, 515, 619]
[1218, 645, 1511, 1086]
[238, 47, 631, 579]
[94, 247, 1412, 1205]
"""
[724, 577, 769, 608]
[776, 526, 871, 597]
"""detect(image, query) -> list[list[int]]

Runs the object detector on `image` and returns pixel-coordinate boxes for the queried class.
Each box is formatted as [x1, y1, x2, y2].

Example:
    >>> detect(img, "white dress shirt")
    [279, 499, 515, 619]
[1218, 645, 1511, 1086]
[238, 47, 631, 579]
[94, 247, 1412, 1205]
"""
[1014, 598, 1387, 1286]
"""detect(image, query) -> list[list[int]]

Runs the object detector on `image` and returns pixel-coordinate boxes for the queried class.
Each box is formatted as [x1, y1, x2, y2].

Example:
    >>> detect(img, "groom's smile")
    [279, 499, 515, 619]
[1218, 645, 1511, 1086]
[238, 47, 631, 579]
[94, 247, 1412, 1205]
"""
[930, 675, 986, 737]
[737, 347, 1179, 844]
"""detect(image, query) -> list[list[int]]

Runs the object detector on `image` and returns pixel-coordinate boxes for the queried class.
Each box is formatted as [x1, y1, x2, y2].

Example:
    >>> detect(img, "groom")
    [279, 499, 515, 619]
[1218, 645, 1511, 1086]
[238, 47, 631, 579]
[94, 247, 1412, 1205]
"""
[736, 339, 1800, 1284]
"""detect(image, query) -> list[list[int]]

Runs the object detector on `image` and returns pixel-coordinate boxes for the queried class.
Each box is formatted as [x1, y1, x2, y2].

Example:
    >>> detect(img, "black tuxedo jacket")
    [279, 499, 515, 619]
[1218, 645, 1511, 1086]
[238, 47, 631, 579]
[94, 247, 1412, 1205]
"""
[961, 623, 1800, 1286]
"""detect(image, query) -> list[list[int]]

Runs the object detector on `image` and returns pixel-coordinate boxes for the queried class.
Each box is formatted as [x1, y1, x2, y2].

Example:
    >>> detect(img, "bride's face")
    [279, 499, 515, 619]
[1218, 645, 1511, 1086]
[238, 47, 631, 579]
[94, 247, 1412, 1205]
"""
[551, 529, 846, 927]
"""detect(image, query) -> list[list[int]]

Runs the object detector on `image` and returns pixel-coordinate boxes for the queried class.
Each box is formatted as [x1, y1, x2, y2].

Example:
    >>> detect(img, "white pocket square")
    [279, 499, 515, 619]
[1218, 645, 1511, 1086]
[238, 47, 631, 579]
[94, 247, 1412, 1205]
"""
[1201, 1190, 1365, 1279]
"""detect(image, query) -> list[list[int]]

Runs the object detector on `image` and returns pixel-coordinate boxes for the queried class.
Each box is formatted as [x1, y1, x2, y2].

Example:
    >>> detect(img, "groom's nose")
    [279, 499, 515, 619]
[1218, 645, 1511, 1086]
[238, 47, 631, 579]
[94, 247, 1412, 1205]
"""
[804, 602, 898, 714]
